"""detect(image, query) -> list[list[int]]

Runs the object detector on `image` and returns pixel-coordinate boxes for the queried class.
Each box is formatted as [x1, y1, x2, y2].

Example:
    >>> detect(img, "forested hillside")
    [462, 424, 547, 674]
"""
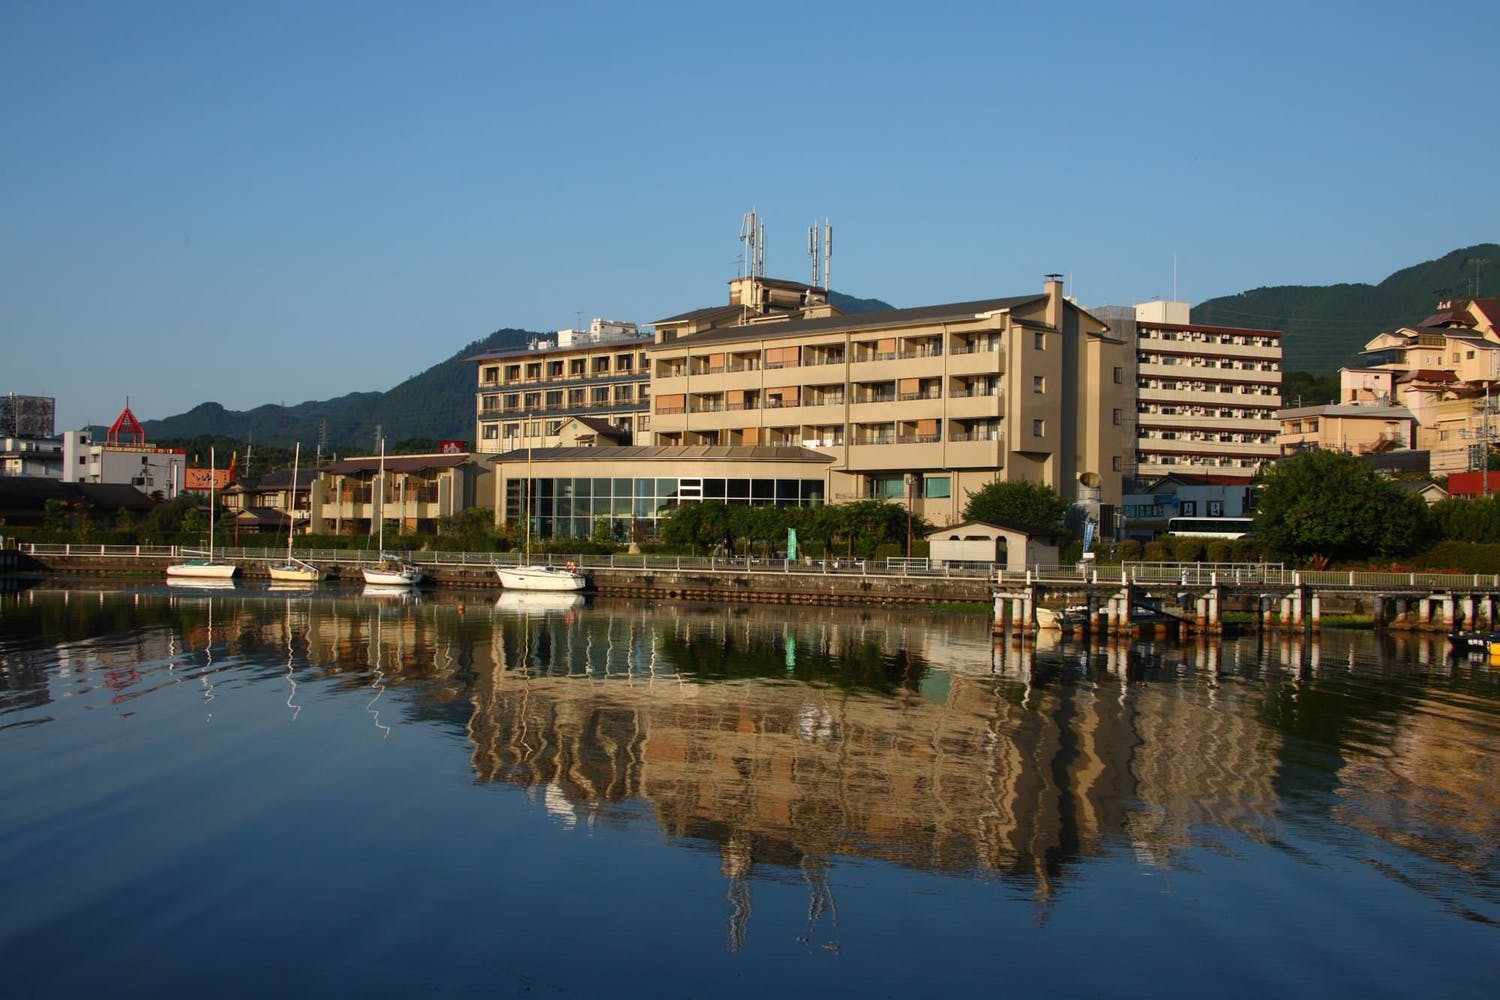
[140, 290, 896, 450]
[1193, 244, 1497, 373]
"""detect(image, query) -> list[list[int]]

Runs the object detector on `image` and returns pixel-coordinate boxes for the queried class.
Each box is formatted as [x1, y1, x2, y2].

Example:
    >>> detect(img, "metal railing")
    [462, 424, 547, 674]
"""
[17, 544, 1500, 592]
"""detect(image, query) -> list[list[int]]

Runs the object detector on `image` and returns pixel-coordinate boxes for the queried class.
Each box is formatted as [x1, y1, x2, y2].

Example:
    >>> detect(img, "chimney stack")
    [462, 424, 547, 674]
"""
[1044, 274, 1064, 329]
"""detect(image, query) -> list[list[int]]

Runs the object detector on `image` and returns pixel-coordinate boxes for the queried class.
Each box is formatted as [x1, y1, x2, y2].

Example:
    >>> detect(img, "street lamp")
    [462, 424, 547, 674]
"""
[904, 473, 916, 559]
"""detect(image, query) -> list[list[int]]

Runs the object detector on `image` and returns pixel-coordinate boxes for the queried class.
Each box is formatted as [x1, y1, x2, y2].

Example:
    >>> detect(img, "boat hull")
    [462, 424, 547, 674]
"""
[268, 562, 323, 583]
[167, 561, 238, 579]
[495, 565, 587, 591]
[363, 566, 423, 586]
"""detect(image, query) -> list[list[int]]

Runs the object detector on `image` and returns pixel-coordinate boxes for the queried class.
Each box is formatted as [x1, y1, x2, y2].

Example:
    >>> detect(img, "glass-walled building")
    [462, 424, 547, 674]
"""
[494, 446, 833, 542]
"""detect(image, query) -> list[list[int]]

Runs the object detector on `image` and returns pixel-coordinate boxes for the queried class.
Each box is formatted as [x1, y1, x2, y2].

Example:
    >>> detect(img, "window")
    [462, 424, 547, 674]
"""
[1180, 501, 1197, 516]
[1112, 409, 1122, 425]
[482, 366, 498, 384]
[482, 425, 498, 439]
[1033, 375, 1045, 394]
[1112, 456, 1122, 471]
[923, 476, 951, 499]
[1032, 418, 1044, 437]
[1033, 332, 1044, 350]
[1113, 366, 1123, 384]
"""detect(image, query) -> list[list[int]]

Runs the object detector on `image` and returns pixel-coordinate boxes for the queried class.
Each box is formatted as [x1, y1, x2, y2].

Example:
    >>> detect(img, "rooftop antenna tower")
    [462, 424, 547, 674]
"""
[739, 209, 765, 278]
[807, 220, 834, 290]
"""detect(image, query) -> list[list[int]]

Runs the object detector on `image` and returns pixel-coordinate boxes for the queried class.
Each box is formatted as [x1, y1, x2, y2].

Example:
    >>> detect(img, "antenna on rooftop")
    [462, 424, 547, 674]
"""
[739, 210, 762, 278]
[806, 219, 833, 290]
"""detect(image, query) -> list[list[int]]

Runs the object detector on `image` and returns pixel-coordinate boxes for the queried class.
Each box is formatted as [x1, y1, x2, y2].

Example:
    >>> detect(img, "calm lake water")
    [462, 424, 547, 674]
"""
[1, 580, 1497, 998]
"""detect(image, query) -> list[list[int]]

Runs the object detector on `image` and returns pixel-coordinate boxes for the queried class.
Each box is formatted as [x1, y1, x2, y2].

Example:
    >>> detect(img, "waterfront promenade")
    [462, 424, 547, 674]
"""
[10, 543, 1500, 629]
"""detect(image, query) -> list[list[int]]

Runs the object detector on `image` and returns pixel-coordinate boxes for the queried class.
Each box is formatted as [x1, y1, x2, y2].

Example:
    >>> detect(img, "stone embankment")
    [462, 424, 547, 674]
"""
[10, 549, 992, 607]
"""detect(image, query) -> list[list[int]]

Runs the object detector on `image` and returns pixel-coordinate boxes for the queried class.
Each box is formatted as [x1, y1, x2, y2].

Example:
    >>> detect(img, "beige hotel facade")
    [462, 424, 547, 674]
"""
[479, 275, 1136, 537]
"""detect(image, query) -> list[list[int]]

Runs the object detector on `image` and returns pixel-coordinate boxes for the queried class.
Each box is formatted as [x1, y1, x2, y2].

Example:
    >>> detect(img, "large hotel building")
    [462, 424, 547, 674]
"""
[469, 273, 1282, 541]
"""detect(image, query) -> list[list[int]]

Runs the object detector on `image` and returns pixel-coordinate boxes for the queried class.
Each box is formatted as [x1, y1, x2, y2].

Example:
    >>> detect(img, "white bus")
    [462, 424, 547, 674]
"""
[1166, 516, 1253, 539]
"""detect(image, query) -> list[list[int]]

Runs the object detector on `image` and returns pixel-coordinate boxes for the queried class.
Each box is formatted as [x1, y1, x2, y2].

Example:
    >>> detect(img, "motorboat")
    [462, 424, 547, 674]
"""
[1036, 605, 1089, 631]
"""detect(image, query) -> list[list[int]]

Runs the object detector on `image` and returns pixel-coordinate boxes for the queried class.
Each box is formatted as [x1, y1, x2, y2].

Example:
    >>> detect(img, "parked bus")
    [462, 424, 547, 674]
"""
[1166, 516, 1253, 539]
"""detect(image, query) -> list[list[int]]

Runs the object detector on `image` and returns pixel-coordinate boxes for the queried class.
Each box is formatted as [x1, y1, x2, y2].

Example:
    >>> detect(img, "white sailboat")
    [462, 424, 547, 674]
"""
[268, 443, 324, 584]
[362, 439, 423, 587]
[495, 446, 586, 592]
[167, 446, 238, 580]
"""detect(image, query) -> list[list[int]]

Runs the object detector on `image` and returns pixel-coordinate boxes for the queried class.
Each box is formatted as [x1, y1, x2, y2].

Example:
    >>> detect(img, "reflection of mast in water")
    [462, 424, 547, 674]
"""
[201, 595, 216, 723]
[798, 856, 839, 952]
[723, 828, 752, 954]
[283, 598, 301, 722]
[367, 610, 391, 738]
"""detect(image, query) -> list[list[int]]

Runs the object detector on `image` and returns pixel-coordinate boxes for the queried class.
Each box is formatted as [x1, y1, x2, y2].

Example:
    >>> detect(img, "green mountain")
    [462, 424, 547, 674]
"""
[142, 328, 537, 451]
[1193, 244, 1498, 374]
[140, 291, 896, 451]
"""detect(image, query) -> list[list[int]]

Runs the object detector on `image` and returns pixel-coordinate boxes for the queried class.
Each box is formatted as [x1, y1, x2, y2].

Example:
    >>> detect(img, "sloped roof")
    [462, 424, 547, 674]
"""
[648, 294, 1050, 351]
[322, 454, 471, 474]
[0, 478, 153, 517]
[487, 445, 833, 465]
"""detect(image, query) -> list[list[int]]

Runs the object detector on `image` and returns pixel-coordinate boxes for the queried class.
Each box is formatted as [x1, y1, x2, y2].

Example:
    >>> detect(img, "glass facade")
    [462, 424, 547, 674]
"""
[507, 475, 826, 541]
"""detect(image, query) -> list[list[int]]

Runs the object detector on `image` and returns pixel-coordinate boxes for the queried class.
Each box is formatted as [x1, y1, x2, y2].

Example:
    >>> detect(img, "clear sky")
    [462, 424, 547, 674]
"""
[5, 1, 1497, 431]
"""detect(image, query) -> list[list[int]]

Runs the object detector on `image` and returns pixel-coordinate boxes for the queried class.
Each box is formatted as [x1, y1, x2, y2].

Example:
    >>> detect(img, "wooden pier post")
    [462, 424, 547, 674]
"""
[1310, 592, 1321, 633]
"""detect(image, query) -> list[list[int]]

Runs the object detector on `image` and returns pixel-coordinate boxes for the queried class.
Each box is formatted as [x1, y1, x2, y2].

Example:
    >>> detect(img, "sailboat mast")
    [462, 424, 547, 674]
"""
[288, 443, 300, 563]
[209, 446, 216, 561]
[377, 438, 385, 554]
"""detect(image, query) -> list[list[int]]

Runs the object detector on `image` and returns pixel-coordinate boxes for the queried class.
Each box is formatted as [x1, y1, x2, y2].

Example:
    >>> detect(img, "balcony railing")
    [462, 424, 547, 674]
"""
[898, 390, 942, 401]
[895, 434, 942, 445]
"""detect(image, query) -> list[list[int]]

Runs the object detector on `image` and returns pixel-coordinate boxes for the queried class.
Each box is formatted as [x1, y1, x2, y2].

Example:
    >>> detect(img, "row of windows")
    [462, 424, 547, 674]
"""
[1140, 355, 1277, 372]
[1139, 380, 1279, 396]
[479, 415, 645, 441]
[481, 352, 650, 385]
[504, 476, 829, 540]
[1139, 430, 1278, 444]
[482, 385, 648, 412]
[1142, 331, 1278, 349]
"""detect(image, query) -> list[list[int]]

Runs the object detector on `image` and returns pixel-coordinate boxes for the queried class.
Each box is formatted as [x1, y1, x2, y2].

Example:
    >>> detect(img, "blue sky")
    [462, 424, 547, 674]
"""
[4, 1, 1497, 431]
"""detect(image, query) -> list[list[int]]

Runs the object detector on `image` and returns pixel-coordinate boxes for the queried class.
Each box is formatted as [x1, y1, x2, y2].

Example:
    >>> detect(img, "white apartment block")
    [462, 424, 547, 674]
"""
[1131, 300, 1282, 482]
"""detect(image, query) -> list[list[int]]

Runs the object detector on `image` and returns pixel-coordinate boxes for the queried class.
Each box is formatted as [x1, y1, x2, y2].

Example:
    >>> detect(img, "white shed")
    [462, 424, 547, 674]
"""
[924, 520, 1059, 572]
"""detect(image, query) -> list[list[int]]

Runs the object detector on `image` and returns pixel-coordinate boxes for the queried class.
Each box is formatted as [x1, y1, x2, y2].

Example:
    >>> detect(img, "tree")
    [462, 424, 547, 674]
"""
[962, 480, 1068, 532]
[1253, 450, 1435, 565]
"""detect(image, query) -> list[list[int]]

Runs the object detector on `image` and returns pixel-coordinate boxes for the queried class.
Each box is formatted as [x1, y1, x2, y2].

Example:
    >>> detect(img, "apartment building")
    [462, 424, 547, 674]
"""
[472, 320, 653, 453]
[1131, 300, 1282, 482]
[1346, 296, 1500, 475]
[647, 275, 1131, 526]
[309, 453, 493, 535]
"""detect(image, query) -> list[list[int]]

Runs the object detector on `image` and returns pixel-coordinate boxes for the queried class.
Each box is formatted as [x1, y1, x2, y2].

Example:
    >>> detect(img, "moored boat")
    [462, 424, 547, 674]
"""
[494, 563, 586, 592]
[168, 446, 237, 580]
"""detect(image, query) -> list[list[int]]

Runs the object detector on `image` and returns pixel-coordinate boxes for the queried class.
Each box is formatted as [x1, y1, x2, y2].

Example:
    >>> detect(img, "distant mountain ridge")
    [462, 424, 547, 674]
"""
[141, 290, 896, 450]
[1192, 244, 1498, 374]
[138, 249, 1497, 450]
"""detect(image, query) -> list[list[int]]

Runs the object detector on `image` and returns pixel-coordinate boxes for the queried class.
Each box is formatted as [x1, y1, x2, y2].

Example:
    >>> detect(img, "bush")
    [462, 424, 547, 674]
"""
[1170, 537, 1206, 562]
[1143, 540, 1171, 561]
[1117, 538, 1143, 561]
[1411, 540, 1500, 573]
[1205, 540, 1235, 563]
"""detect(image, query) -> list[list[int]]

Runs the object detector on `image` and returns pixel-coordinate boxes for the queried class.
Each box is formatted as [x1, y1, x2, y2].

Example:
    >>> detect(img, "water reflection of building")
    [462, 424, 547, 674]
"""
[467, 603, 1287, 920]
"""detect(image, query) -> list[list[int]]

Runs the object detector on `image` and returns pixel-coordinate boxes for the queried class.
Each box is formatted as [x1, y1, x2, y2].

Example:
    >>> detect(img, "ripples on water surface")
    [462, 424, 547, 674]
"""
[1, 581, 1497, 998]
